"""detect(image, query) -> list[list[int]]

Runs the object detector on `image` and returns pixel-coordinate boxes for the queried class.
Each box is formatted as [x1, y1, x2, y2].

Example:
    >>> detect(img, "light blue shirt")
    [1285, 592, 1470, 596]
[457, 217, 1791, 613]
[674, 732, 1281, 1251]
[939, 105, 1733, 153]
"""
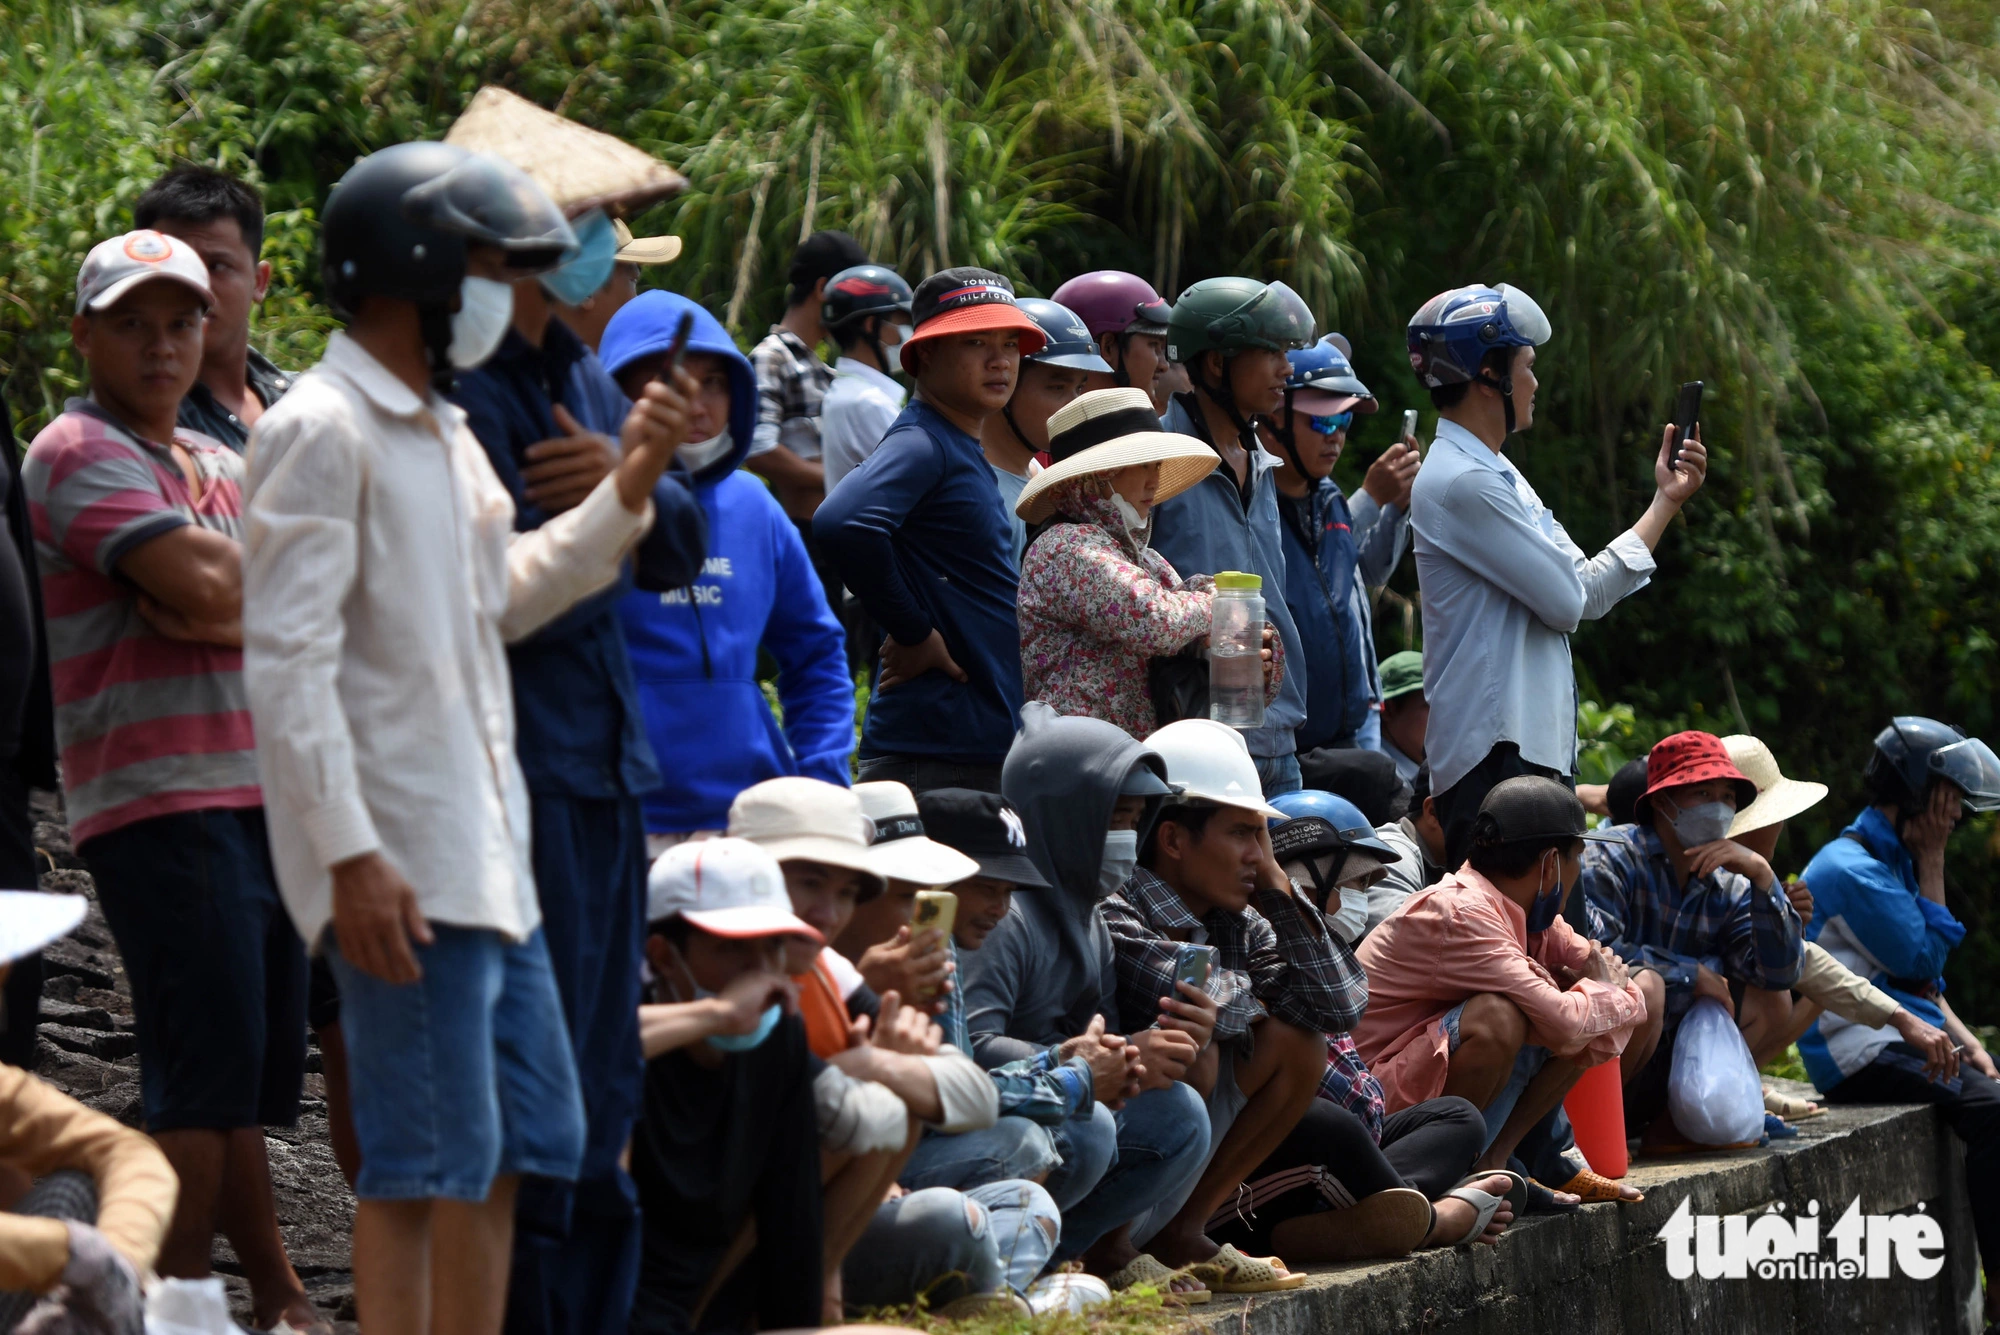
[1348, 488, 1410, 706]
[1410, 418, 1656, 792]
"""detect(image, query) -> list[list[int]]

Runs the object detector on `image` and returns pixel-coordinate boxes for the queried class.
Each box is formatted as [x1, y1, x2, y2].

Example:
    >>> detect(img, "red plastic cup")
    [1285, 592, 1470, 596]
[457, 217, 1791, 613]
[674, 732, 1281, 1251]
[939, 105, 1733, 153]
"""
[1563, 1058, 1628, 1178]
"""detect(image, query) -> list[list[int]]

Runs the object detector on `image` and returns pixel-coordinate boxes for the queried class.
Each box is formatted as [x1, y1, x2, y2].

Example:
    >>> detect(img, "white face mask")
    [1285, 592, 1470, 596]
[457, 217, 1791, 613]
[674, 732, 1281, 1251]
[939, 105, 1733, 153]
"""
[678, 430, 734, 473]
[879, 320, 910, 349]
[448, 276, 515, 369]
[1099, 828, 1140, 898]
[1108, 492, 1151, 539]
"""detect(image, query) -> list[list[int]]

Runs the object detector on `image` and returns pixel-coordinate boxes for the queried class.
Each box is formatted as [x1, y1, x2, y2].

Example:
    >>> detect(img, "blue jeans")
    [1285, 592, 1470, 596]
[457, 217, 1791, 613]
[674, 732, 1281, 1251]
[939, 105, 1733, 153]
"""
[901, 1117, 1061, 1192]
[1050, 1083, 1210, 1259]
[842, 1181, 1060, 1306]
[327, 925, 586, 1201]
[1253, 752, 1303, 798]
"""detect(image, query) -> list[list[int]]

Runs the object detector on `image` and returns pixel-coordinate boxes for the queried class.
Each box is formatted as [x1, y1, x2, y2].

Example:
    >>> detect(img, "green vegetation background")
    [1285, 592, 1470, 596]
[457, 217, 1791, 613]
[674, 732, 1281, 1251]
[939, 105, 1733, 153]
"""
[6, 0, 2000, 1016]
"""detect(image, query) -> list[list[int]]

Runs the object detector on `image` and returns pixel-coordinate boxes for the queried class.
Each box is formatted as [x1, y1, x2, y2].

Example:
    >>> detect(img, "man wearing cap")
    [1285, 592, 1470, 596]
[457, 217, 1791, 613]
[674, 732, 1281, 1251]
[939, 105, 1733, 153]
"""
[134, 165, 292, 453]
[552, 219, 682, 353]
[1106, 721, 1354, 1284]
[1578, 731, 1803, 1142]
[1375, 652, 1427, 784]
[20, 230, 326, 1328]
[630, 837, 827, 1333]
[748, 230, 870, 526]
[819, 264, 915, 496]
[815, 268, 1050, 795]
[1405, 283, 1708, 870]
[1355, 778, 1648, 1182]
[1255, 337, 1418, 758]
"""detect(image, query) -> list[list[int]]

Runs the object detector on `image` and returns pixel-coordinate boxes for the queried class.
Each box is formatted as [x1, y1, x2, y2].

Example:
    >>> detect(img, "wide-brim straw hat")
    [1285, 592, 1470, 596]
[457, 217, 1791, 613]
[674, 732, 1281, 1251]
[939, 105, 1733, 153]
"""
[1015, 388, 1218, 525]
[445, 86, 688, 217]
[1722, 734, 1829, 837]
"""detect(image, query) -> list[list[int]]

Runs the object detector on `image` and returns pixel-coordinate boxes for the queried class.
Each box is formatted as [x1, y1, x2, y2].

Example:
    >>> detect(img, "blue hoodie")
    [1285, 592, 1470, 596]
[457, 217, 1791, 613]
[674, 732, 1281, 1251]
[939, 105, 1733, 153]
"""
[605, 293, 855, 833]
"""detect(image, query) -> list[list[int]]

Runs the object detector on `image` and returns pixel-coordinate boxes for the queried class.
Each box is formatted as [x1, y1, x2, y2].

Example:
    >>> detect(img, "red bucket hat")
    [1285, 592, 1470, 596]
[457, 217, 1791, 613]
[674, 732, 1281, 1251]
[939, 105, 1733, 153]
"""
[900, 267, 1048, 373]
[1638, 731, 1758, 816]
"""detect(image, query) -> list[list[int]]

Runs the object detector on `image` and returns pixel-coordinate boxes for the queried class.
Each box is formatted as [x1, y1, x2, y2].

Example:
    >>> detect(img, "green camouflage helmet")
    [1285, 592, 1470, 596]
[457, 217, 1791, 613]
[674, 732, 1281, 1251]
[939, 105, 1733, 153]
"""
[1165, 277, 1316, 363]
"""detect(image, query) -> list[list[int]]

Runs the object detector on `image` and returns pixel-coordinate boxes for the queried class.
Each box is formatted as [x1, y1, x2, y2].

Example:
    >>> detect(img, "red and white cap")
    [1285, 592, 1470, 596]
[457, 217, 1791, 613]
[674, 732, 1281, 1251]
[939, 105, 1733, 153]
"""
[75, 230, 215, 316]
[646, 837, 823, 942]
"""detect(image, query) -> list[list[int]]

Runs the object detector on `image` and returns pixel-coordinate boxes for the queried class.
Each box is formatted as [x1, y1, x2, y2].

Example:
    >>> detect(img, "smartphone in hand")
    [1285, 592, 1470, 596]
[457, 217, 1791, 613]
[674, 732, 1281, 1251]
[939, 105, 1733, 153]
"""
[654, 311, 695, 384]
[1670, 380, 1703, 469]
[912, 890, 957, 948]
[1402, 408, 1419, 443]
[1173, 942, 1215, 991]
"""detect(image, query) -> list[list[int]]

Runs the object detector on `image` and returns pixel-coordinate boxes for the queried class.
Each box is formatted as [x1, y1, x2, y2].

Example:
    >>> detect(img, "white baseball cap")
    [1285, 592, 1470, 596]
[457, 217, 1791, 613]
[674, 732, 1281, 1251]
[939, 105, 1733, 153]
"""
[646, 837, 823, 941]
[854, 782, 981, 887]
[0, 891, 87, 968]
[75, 230, 215, 315]
[1146, 718, 1288, 820]
[727, 777, 887, 901]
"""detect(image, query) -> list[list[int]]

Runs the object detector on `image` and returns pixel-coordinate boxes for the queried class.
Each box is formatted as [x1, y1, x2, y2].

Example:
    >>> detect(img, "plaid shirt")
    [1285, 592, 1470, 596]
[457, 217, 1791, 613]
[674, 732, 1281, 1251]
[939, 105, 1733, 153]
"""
[1318, 1034, 1386, 1141]
[749, 327, 835, 459]
[939, 941, 1094, 1125]
[1103, 868, 1367, 1049]
[1581, 823, 1804, 1021]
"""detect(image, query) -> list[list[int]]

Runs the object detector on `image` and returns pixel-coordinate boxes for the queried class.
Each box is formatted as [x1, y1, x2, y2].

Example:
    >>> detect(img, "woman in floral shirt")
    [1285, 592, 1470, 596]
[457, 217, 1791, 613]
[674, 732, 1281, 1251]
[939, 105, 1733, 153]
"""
[1014, 388, 1281, 738]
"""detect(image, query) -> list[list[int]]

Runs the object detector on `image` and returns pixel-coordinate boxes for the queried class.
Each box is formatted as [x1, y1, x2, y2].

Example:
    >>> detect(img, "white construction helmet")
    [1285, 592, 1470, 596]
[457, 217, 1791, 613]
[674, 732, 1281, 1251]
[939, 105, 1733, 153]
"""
[1146, 719, 1287, 819]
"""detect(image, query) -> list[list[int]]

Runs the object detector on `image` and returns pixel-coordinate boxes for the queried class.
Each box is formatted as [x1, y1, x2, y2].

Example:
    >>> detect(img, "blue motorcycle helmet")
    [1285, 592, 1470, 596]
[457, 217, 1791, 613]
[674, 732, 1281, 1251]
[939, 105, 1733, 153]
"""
[1269, 334, 1379, 473]
[1267, 789, 1400, 912]
[1405, 283, 1551, 434]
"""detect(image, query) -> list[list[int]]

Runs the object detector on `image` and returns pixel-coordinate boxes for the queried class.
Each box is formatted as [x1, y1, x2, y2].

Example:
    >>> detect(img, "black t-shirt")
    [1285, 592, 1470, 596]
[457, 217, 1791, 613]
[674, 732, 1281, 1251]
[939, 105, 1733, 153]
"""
[628, 1013, 823, 1334]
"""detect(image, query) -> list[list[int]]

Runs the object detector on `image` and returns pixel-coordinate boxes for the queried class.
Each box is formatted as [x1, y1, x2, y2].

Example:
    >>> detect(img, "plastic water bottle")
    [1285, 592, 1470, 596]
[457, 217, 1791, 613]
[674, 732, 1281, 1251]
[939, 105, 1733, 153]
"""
[1208, 571, 1265, 730]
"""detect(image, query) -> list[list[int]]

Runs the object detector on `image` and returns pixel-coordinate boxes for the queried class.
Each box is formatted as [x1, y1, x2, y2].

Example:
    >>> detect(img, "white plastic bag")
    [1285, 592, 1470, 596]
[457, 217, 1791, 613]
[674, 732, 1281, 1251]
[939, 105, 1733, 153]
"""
[1667, 995, 1765, 1145]
[147, 1277, 249, 1335]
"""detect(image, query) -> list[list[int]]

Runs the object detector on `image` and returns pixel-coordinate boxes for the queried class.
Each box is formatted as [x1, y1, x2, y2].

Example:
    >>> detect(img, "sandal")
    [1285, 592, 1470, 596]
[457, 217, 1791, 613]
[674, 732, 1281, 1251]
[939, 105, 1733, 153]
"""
[1105, 1253, 1210, 1304]
[1521, 1176, 1580, 1215]
[1185, 1242, 1307, 1293]
[1457, 1169, 1528, 1220]
[1555, 1167, 1643, 1204]
[1764, 1087, 1824, 1120]
[1439, 1178, 1514, 1247]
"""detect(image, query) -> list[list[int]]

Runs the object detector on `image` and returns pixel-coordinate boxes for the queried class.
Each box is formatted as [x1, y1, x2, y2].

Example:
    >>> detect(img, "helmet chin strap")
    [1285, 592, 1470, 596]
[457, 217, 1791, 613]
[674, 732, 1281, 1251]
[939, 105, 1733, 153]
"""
[1269, 388, 1310, 477]
[1110, 334, 1132, 389]
[1003, 402, 1035, 454]
[1474, 366, 1518, 435]
[1195, 353, 1260, 452]
[864, 315, 891, 379]
[419, 304, 457, 395]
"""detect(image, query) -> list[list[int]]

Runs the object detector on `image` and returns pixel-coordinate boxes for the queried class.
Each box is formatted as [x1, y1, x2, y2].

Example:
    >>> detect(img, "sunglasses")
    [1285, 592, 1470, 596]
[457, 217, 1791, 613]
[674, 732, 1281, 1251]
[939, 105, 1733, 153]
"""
[1306, 411, 1354, 437]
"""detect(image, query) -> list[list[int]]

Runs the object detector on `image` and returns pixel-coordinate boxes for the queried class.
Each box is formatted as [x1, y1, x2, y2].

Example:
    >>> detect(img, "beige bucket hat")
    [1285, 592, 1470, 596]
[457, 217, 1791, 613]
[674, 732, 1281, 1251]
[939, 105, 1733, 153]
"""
[728, 777, 887, 901]
[444, 86, 687, 217]
[1721, 734, 1829, 837]
[612, 217, 682, 265]
[1013, 388, 1218, 525]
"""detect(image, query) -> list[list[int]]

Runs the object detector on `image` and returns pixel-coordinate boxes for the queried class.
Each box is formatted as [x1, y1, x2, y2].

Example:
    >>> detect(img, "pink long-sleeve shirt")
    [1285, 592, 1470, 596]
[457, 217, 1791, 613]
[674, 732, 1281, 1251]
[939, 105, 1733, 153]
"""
[1353, 867, 1647, 1113]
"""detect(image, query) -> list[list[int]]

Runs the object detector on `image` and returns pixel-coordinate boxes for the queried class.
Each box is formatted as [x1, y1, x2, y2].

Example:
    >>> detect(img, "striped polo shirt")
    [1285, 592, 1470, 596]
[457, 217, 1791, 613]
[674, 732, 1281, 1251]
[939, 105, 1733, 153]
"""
[22, 400, 259, 845]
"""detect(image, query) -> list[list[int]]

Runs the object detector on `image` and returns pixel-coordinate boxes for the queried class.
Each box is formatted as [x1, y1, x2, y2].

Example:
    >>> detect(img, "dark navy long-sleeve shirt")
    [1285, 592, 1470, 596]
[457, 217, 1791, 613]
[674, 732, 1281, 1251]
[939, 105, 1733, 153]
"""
[813, 398, 1022, 763]
[450, 322, 706, 799]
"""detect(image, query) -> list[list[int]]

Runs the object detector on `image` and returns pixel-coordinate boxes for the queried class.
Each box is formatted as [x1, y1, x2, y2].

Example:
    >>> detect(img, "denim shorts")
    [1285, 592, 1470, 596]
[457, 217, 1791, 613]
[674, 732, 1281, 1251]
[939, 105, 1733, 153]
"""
[326, 924, 586, 1201]
[81, 807, 307, 1132]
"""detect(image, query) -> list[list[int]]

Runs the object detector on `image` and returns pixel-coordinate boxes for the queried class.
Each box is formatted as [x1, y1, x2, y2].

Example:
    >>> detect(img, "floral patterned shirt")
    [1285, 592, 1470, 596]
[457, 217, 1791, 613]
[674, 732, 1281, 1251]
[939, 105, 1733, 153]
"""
[1017, 477, 1281, 739]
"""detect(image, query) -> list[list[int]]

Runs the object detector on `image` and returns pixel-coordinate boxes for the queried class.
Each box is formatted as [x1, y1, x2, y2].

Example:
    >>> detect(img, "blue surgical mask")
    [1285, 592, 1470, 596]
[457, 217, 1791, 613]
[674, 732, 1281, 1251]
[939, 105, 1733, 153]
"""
[1664, 799, 1735, 849]
[705, 1000, 783, 1053]
[1524, 852, 1566, 934]
[541, 210, 617, 307]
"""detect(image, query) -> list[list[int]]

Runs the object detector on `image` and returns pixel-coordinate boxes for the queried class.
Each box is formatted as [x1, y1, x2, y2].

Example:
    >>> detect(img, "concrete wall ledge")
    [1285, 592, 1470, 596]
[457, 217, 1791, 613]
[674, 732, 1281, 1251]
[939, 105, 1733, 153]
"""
[1190, 1083, 1981, 1335]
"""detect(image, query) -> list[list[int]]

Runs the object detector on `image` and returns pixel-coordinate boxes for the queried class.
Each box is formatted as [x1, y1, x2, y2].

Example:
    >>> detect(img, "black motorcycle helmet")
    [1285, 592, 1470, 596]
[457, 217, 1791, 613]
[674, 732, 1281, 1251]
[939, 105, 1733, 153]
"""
[1864, 716, 2000, 813]
[321, 142, 576, 386]
[823, 264, 913, 373]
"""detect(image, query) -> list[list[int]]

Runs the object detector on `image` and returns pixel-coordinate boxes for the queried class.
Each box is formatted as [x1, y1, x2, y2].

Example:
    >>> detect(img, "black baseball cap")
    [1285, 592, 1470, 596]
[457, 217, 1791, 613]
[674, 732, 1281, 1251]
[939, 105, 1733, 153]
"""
[1473, 776, 1623, 845]
[789, 230, 870, 294]
[916, 789, 1051, 889]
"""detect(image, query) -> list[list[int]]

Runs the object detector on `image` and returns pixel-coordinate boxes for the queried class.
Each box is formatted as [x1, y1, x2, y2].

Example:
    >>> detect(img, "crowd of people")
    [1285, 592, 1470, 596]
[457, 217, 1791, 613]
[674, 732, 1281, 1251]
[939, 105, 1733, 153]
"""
[0, 89, 1997, 1335]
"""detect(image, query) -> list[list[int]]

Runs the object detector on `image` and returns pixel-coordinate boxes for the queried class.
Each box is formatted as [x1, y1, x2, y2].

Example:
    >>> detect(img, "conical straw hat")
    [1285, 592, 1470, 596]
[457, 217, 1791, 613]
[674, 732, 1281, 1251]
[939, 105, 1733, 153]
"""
[445, 86, 687, 217]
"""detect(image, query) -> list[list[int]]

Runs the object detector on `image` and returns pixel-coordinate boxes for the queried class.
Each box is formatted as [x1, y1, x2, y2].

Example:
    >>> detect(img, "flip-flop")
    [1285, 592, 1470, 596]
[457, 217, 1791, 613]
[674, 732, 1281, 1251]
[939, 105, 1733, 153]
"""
[1105, 1252, 1211, 1304]
[1763, 1087, 1825, 1120]
[1555, 1167, 1643, 1204]
[1185, 1243, 1307, 1293]
[1522, 1176, 1581, 1215]
[1440, 1181, 1512, 1246]
[1764, 1112, 1799, 1140]
[1457, 1169, 1528, 1220]
[1273, 1186, 1432, 1261]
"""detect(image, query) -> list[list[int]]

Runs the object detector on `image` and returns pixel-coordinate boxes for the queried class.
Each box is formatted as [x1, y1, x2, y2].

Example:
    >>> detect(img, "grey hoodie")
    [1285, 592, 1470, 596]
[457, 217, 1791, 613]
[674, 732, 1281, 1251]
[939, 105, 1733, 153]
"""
[960, 703, 1169, 1067]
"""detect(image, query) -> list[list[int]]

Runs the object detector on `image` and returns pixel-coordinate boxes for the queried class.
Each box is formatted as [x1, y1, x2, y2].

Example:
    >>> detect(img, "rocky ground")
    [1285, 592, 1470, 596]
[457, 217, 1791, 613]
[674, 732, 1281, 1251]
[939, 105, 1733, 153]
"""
[25, 791, 358, 1327]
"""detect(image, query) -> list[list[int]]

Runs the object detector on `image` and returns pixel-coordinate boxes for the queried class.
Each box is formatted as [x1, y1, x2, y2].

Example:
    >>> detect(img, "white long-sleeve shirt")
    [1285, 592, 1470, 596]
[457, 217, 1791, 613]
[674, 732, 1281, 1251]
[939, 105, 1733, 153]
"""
[1409, 418, 1655, 793]
[242, 333, 651, 948]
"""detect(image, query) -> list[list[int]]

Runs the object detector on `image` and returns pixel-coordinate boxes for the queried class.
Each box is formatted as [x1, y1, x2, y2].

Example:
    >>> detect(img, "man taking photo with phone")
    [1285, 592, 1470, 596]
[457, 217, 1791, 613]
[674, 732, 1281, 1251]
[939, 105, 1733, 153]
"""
[1406, 284, 1708, 869]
